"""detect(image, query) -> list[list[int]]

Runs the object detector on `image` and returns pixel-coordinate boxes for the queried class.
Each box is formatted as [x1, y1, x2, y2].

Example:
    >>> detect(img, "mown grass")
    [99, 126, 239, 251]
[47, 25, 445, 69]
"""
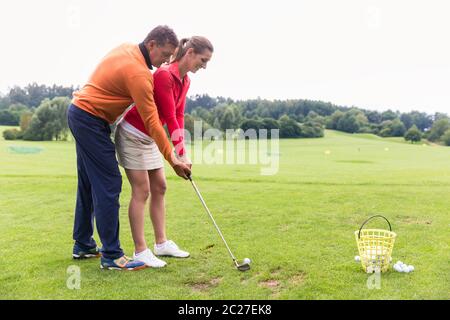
[0, 126, 449, 299]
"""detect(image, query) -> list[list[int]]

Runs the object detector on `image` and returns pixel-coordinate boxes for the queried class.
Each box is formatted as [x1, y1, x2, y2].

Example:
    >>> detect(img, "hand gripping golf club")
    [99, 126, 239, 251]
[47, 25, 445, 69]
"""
[188, 175, 250, 271]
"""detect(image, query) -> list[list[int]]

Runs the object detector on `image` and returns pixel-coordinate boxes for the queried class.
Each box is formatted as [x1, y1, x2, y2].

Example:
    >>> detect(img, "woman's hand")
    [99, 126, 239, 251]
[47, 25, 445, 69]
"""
[177, 153, 192, 169]
[171, 154, 191, 179]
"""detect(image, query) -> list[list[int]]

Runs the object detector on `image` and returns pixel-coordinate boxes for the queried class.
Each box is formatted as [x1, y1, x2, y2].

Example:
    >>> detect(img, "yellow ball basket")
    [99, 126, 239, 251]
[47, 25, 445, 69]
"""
[355, 215, 397, 273]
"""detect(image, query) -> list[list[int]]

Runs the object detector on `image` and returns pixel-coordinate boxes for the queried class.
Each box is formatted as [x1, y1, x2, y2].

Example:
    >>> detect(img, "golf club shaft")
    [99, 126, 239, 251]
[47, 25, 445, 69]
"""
[189, 177, 238, 264]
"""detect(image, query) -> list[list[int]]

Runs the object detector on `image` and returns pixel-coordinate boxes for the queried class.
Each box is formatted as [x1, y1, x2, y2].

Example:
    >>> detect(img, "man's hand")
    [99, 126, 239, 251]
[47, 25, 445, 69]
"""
[171, 154, 191, 179]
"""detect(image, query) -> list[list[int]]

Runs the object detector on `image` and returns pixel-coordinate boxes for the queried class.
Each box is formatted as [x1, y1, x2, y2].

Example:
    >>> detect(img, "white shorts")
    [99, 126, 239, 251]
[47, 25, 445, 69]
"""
[114, 123, 164, 171]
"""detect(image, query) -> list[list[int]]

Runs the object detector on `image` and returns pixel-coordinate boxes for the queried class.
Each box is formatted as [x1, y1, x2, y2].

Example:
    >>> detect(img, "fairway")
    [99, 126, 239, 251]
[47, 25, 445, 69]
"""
[1, 126, 449, 299]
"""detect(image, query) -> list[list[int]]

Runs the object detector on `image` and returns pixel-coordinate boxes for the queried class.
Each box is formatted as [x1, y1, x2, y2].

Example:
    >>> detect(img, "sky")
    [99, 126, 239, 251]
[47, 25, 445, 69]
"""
[0, 0, 449, 114]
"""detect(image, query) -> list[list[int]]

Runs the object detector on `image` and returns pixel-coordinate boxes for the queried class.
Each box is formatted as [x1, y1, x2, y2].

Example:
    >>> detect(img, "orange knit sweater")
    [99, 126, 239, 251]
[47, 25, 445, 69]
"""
[72, 43, 173, 165]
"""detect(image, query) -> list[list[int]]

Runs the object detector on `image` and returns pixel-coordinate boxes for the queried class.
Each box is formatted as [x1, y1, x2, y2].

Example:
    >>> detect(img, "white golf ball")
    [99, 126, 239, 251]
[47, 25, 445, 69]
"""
[393, 264, 403, 272]
[243, 258, 251, 264]
[408, 265, 414, 272]
[354, 255, 361, 262]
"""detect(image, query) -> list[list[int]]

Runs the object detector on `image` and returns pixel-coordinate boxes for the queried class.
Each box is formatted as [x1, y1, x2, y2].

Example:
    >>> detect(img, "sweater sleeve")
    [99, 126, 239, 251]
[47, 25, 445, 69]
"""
[125, 73, 174, 165]
[154, 70, 185, 156]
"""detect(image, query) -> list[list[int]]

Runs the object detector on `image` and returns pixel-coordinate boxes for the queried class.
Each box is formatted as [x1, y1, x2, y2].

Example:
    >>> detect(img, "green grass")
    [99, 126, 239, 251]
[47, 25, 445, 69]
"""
[0, 127, 449, 299]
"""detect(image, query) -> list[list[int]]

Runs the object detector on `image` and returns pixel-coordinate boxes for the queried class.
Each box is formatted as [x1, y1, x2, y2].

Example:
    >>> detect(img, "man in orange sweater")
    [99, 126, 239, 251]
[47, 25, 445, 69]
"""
[67, 25, 191, 271]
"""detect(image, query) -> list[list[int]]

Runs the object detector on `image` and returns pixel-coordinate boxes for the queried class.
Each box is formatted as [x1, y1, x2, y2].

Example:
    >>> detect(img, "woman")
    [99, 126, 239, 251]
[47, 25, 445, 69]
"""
[115, 36, 213, 267]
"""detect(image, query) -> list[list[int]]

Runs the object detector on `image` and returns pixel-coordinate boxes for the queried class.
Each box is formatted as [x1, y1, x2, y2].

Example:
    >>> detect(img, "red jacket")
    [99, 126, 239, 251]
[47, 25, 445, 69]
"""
[123, 62, 190, 156]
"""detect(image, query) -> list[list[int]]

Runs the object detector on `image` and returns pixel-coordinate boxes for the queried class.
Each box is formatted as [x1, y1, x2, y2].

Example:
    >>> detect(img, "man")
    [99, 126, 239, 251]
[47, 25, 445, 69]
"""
[67, 25, 191, 271]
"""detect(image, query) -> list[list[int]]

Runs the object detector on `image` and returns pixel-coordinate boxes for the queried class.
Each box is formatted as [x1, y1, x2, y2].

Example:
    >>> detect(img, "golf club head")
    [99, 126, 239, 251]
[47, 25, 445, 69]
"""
[237, 263, 251, 271]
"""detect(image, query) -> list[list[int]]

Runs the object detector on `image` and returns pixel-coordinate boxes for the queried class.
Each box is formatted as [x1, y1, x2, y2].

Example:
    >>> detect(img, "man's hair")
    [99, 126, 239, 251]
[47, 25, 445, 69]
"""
[144, 25, 178, 47]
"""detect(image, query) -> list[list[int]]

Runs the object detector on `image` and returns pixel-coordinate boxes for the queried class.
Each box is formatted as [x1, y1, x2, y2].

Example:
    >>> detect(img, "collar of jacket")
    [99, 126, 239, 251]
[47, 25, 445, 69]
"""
[167, 62, 190, 85]
[138, 42, 153, 70]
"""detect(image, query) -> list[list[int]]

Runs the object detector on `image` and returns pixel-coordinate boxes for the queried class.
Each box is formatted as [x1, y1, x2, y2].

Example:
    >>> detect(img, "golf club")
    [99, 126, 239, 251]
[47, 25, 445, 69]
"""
[188, 175, 251, 271]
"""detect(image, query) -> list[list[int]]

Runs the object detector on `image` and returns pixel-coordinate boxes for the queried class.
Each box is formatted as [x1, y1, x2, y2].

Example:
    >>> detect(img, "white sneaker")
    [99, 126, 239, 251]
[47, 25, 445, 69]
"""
[133, 248, 167, 268]
[154, 240, 190, 258]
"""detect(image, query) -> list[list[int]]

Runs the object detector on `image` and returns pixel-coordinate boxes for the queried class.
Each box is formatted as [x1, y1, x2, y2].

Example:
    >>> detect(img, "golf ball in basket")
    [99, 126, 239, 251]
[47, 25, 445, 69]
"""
[243, 258, 251, 264]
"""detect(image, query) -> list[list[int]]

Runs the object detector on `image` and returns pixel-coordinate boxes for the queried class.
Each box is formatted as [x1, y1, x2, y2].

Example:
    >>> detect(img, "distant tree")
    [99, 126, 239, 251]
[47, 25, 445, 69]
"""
[7, 86, 29, 106]
[410, 111, 433, 131]
[261, 118, 280, 130]
[427, 118, 450, 142]
[366, 110, 382, 124]
[404, 125, 422, 143]
[400, 113, 414, 130]
[6, 83, 76, 108]
[218, 109, 234, 131]
[326, 110, 344, 129]
[379, 119, 406, 137]
[184, 114, 211, 137]
[442, 129, 450, 146]
[300, 120, 324, 138]
[389, 119, 407, 137]
[186, 94, 217, 112]
[240, 119, 263, 131]
[0, 110, 19, 125]
[23, 97, 70, 141]
[0, 103, 29, 125]
[433, 112, 449, 122]
[381, 110, 398, 121]
[260, 118, 280, 138]
[191, 107, 212, 124]
[337, 114, 359, 133]
[212, 118, 221, 131]
[20, 111, 34, 132]
[0, 95, 11, 110]
[279, 115, 302, 138]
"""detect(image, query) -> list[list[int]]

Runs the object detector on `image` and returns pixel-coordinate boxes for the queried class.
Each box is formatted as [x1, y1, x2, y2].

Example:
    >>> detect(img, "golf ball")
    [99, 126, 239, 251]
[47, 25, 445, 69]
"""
[243, 258, 251, 264]
[354, 255, 361, 262]
[402, 265, 410, 273]
[393, 264, 403, 272]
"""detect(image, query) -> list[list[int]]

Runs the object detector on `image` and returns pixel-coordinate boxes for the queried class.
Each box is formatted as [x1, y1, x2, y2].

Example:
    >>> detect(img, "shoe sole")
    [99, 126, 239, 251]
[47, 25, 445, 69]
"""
[100, 265, 148, 271]
[143, 263, 167, 268]
[155, 254, 190, 258]
[73, 253, 102, 260]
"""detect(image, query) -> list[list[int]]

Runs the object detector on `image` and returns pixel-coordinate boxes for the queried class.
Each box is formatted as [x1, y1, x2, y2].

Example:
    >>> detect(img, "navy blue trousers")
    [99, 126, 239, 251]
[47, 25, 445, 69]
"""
[67, 104, 123, 260]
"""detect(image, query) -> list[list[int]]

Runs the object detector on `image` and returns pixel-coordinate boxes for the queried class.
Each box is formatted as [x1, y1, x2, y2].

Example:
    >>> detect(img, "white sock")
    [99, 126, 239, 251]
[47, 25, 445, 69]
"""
[135, 248, 148, 256]
[156, 241, 168, 249]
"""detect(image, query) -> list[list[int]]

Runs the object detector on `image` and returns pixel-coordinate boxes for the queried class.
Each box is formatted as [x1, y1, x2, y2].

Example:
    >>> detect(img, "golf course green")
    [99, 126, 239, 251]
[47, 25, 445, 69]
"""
[1, 125, 449, 299]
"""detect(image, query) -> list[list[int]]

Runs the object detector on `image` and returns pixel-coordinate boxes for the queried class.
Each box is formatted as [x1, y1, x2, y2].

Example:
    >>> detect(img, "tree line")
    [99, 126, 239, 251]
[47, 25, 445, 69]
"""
[1, 84, 449, 145]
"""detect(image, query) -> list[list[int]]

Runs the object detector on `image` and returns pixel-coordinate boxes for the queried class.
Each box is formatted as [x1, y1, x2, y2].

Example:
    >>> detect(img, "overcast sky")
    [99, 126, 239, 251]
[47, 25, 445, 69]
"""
[1, 0, 449, 114]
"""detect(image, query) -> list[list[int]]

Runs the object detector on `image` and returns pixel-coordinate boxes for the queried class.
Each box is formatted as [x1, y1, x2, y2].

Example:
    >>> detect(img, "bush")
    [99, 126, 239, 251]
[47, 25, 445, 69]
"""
[404, 125, 422, 143]
[3, 128, 23, 140]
